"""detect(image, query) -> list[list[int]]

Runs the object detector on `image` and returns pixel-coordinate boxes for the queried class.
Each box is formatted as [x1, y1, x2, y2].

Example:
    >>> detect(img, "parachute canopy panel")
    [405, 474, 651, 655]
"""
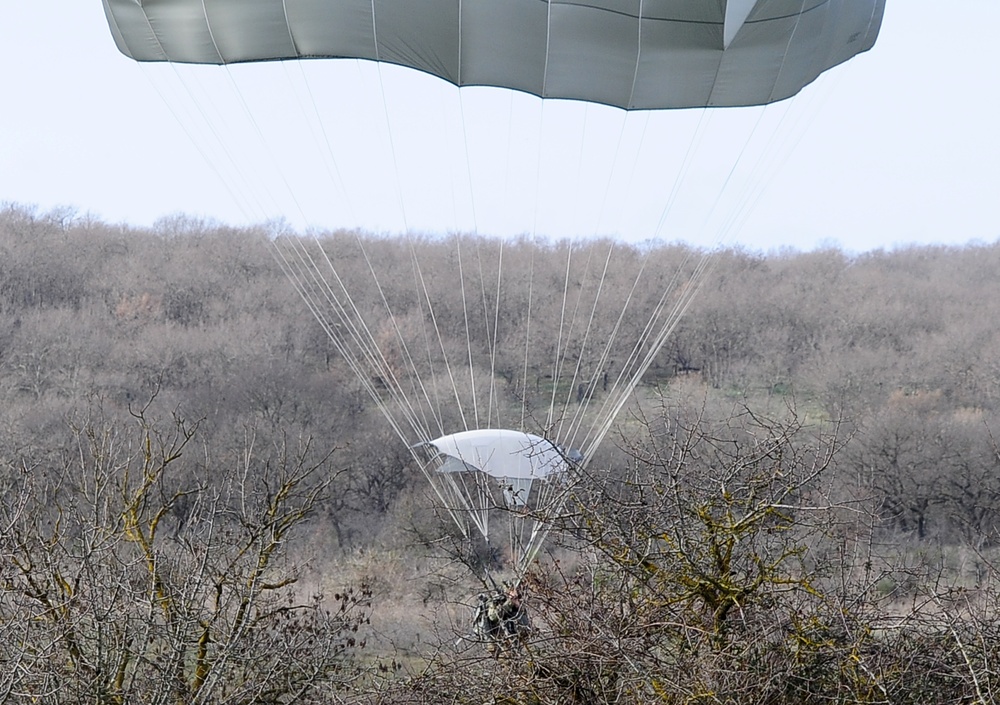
[101, 0, 885, 109]
[428, 429, 569, 482]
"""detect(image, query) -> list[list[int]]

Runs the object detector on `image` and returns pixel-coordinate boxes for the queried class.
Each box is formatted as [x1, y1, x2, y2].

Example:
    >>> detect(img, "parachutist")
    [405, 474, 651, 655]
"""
[471, 581, 530, 656]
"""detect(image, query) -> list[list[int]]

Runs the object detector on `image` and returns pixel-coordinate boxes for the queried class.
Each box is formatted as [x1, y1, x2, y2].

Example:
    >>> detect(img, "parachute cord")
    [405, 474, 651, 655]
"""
[523, 100, 545, 432]
[457, 89, 480, 235]
[713, 112, 789, 246]
[221, 65, 312, 226]
[564, 246, 653, 453]
[403, 235, 472, 435]
[303, 233, 439, 441]
[507, 490, 520, 573]
[519, 464, 574, 574]
[505, 90, 516, 221]
[374, 62, 411, 232]
[556, 107, 690, 453]
[523, 478, 553, 571]
[520, 243, 536, 430]
[443, 88, 464, 232]
[591, 108, 632, 238]
[276, 237, 486, 545]
[571, 223, 718, 458]
[552, 242, 598, 441]
[456, 238, 479, 429]
[139, 63, 271, 224]
[332, 237, 436, 438]
[412, 254, 452, 435]
[572, 259, 667, 456]
[281, 245, 485, 542]
[455, 89, 483, 431]
[530, 99, 547, 238]
[558, 109, 716, 458]
[416, 246, 468, 435]
[552, 111, 672, 454]
[583, 248, 716, 464]
[571, 97, 810, 462]
[286, 61, 358, 226]
[718, 75, 839, 247]
[402, 239, 454, 436]
[623, 111, 653, 212]
[651, 107, 712, 240]
[571, 104, 590, 228]
[597, 99, 822, 457]
[282, 242, 412, 429]
[544, 109, 633, 451]
[474, 241, 492, 428]
[695, 105, 771, 248]
[460, 467, 492, 542]
[584, 112, 780, 446]
[268, 53, 834, 580]
[272, 241, 420, 444]
[415, 456, 477, 551]
[560, 240, 615, 447]
[486, 239, 505, 428]
[546, 244, 574, 431]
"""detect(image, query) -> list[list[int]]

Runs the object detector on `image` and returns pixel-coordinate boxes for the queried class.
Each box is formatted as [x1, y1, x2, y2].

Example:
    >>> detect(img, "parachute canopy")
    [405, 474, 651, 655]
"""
[422, 429, 571, 568]
[428, 429, 569, 507]
[101, 0, 885, 109]
[429, 429, 568, 482]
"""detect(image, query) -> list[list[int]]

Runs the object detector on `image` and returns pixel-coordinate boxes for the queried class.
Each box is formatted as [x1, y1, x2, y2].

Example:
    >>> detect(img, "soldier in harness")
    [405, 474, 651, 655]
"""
[472, 580, 529, 655]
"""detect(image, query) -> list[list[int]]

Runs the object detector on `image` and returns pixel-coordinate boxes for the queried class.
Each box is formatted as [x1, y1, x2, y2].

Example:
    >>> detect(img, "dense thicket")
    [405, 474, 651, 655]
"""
[3, 202, 1000, 702]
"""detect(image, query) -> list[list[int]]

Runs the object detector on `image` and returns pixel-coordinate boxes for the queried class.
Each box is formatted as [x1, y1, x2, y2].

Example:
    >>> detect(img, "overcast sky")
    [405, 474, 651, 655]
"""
[2, 2, 998, 253]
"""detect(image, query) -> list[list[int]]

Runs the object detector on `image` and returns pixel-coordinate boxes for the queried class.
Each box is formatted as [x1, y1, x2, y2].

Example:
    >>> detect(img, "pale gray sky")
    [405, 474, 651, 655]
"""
[2, 2, 998, 252]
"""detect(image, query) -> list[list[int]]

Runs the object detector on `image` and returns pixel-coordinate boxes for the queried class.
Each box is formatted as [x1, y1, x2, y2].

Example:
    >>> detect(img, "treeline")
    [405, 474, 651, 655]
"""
[2, 203, 999, 544]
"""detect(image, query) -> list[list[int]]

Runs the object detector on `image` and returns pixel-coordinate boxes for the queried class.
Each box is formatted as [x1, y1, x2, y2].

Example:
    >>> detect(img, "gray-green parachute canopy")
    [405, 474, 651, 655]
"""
[101, 0, 885, 109]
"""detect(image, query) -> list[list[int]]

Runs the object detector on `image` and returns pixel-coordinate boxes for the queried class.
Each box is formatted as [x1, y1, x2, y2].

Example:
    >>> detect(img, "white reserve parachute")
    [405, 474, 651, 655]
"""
[424, 429, 575, 569]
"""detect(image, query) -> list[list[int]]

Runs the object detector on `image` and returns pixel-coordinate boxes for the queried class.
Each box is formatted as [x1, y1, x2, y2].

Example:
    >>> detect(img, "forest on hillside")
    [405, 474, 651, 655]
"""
[3, 202, 1000, 703]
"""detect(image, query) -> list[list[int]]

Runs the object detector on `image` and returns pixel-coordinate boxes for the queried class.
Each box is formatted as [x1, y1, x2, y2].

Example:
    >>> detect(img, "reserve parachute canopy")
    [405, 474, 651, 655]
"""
[429, 429, 568, 506]
[423, 430, 573, 570]
[101, 0, 885, 109]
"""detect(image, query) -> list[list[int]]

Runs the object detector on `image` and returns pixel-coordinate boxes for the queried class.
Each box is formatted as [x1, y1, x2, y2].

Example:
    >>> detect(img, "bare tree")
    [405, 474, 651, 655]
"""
[0, 396, 370, 704]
